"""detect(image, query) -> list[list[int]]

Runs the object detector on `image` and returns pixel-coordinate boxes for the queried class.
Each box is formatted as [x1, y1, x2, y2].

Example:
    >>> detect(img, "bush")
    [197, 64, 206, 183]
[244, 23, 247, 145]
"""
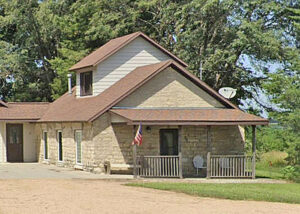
[259, 151, 288, 167]
[281, 165, 300, 182]
[281, 166, 296, 179]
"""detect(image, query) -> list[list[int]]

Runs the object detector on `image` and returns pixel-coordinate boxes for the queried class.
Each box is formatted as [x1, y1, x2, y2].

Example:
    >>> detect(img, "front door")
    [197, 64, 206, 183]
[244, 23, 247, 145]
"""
[6, 124, 23, 162]
[160, 129, 178, 155]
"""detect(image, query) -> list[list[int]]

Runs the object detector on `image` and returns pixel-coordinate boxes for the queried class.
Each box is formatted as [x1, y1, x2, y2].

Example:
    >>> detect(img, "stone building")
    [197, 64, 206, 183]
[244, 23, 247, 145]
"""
[0, 32, 268, 178]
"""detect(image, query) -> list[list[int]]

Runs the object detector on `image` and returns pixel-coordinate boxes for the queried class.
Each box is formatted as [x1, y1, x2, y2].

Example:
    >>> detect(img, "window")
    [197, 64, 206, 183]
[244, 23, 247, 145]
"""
[80, 71, 93, 96]
[43, 131, 48, 160]
[75, 130, 82, 164]
[160, 129, 178, 155]
[57, 131, 63, 161]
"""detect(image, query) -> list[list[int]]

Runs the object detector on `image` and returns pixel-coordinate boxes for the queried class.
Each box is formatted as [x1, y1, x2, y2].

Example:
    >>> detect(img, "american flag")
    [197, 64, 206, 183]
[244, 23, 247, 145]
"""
[132, 123, 142, 146]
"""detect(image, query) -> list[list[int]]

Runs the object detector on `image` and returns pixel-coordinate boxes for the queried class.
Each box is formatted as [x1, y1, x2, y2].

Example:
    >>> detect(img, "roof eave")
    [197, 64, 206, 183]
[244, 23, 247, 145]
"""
[36, 119, 88, 123]
[0, 119, 40, 122]
[69, 65, 95, 72]
[126, 121, 269, 126]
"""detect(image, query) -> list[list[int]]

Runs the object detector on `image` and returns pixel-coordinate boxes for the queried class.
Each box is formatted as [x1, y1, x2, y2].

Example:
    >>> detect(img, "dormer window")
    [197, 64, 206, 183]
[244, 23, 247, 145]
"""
[80, 71, 93, 96]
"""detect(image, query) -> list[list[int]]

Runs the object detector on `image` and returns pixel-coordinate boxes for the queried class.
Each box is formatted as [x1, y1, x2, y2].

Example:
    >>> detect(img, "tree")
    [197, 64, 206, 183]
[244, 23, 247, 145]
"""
[1, 0, 299, 112]
[261, 4, 300, 164]
[0, 0, 73, 101]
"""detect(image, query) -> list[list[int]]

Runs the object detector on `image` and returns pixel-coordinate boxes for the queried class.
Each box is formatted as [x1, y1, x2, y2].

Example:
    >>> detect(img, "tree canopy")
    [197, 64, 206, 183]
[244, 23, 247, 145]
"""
[0, 0, 299, 117]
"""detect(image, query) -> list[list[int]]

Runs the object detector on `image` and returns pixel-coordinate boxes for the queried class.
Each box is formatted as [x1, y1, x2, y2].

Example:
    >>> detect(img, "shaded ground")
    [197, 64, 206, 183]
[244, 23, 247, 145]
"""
[0, 163, 133, 179]
[0, 163, 299, 214]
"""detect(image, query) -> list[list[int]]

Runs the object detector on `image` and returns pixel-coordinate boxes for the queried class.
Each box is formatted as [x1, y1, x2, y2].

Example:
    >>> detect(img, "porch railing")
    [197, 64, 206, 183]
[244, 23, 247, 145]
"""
[207, 153, 254, 178]
[136, 155, 180, 178]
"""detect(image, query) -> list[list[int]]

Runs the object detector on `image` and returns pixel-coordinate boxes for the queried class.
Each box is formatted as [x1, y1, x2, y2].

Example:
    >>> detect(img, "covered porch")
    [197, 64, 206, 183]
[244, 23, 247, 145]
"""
[110, 108, 268, 179]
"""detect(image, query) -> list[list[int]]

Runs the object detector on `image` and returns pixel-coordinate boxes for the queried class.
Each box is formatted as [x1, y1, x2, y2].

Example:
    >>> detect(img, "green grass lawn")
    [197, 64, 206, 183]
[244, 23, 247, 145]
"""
[255, 163, 300, 182]
[127, 182, 300, 204]
[256, 163, 285, 180]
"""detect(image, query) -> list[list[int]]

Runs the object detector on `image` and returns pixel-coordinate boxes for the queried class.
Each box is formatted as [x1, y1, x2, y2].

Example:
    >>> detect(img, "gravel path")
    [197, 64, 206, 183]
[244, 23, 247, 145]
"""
[0, 179, 299, 214]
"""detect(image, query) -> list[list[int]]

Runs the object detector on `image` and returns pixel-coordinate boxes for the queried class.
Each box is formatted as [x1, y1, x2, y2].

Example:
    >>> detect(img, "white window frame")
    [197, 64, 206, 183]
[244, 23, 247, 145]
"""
[43, 131, 48, 160]
[75, 130, 82, 165]
[57, 130, 63, 162]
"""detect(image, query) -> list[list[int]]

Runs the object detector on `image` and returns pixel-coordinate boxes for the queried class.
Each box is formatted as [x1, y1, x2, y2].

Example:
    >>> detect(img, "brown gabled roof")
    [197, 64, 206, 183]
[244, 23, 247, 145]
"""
[39, 60, 238, 122]
[0, 102, 49, 121]
[39, 61, 167, 122]
[110, 109, 269, 125]
[69, 32, 187, 71]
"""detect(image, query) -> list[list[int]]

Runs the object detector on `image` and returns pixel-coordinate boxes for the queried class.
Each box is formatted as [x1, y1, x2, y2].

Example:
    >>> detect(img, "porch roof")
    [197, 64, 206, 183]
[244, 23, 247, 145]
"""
[110, 109, 269, 125]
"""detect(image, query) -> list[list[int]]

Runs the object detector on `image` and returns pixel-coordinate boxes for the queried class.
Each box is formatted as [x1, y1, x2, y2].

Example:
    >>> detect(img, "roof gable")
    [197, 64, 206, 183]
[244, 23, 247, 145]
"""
[115, 67, 225, 108]
[40, 60, 238, 122]
[69, 32, 187, 71]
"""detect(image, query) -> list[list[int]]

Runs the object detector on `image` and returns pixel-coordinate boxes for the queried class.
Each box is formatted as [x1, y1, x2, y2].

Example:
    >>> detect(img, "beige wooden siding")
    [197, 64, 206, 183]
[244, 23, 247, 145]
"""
[23, 123, 37, 162]
[0, 122, 38, 163]
[76, 37, 170, 97]
[0, 122, 5, 162]
[116, 67, 224, 108]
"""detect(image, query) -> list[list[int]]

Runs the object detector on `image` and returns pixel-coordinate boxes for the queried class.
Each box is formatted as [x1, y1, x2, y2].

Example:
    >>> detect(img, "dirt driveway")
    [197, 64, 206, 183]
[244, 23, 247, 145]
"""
[0, 164, 299, 214]
[0, 179, 299, 214]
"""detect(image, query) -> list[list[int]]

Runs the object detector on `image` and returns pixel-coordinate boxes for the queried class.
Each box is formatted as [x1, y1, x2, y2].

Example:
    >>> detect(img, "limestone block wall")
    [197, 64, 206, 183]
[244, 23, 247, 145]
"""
[181, 126, 208, 176]
[36, 114, 245, 176]
[92, 115, 177, 172]
[116, 67, 224, 108]
[89, 113, 245, 175]
[36, 122, 94, 171]
[181, 125, 245, 176]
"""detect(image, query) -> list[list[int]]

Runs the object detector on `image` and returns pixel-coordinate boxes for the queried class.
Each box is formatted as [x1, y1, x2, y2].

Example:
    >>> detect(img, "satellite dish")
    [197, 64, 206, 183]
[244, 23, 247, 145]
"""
[218, 87, 237, 99]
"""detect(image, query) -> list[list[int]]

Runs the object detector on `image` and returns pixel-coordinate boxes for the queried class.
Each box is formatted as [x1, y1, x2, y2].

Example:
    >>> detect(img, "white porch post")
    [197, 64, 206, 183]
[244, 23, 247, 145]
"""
[252, 125, 256, 179]
[132, 125, 137, 179]
[206, 125, 212, 178]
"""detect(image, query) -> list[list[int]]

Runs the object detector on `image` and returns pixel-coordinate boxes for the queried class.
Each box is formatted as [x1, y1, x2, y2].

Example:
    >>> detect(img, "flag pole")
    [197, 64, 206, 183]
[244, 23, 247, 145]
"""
[133, 125, 137, 179]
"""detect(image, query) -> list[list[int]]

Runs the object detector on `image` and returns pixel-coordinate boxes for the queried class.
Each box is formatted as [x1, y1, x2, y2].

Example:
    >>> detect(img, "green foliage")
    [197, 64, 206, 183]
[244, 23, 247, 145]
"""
[281, 166, 299, 181]
[256, 4, 300, 165]
[0, 0, 69, 101]
[49, 48, 87, 100]
[259, 151, 288, 167]
[1, 0, 299, 104]
[256, 163, 286, 180]
[262, 71, 300, 164]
